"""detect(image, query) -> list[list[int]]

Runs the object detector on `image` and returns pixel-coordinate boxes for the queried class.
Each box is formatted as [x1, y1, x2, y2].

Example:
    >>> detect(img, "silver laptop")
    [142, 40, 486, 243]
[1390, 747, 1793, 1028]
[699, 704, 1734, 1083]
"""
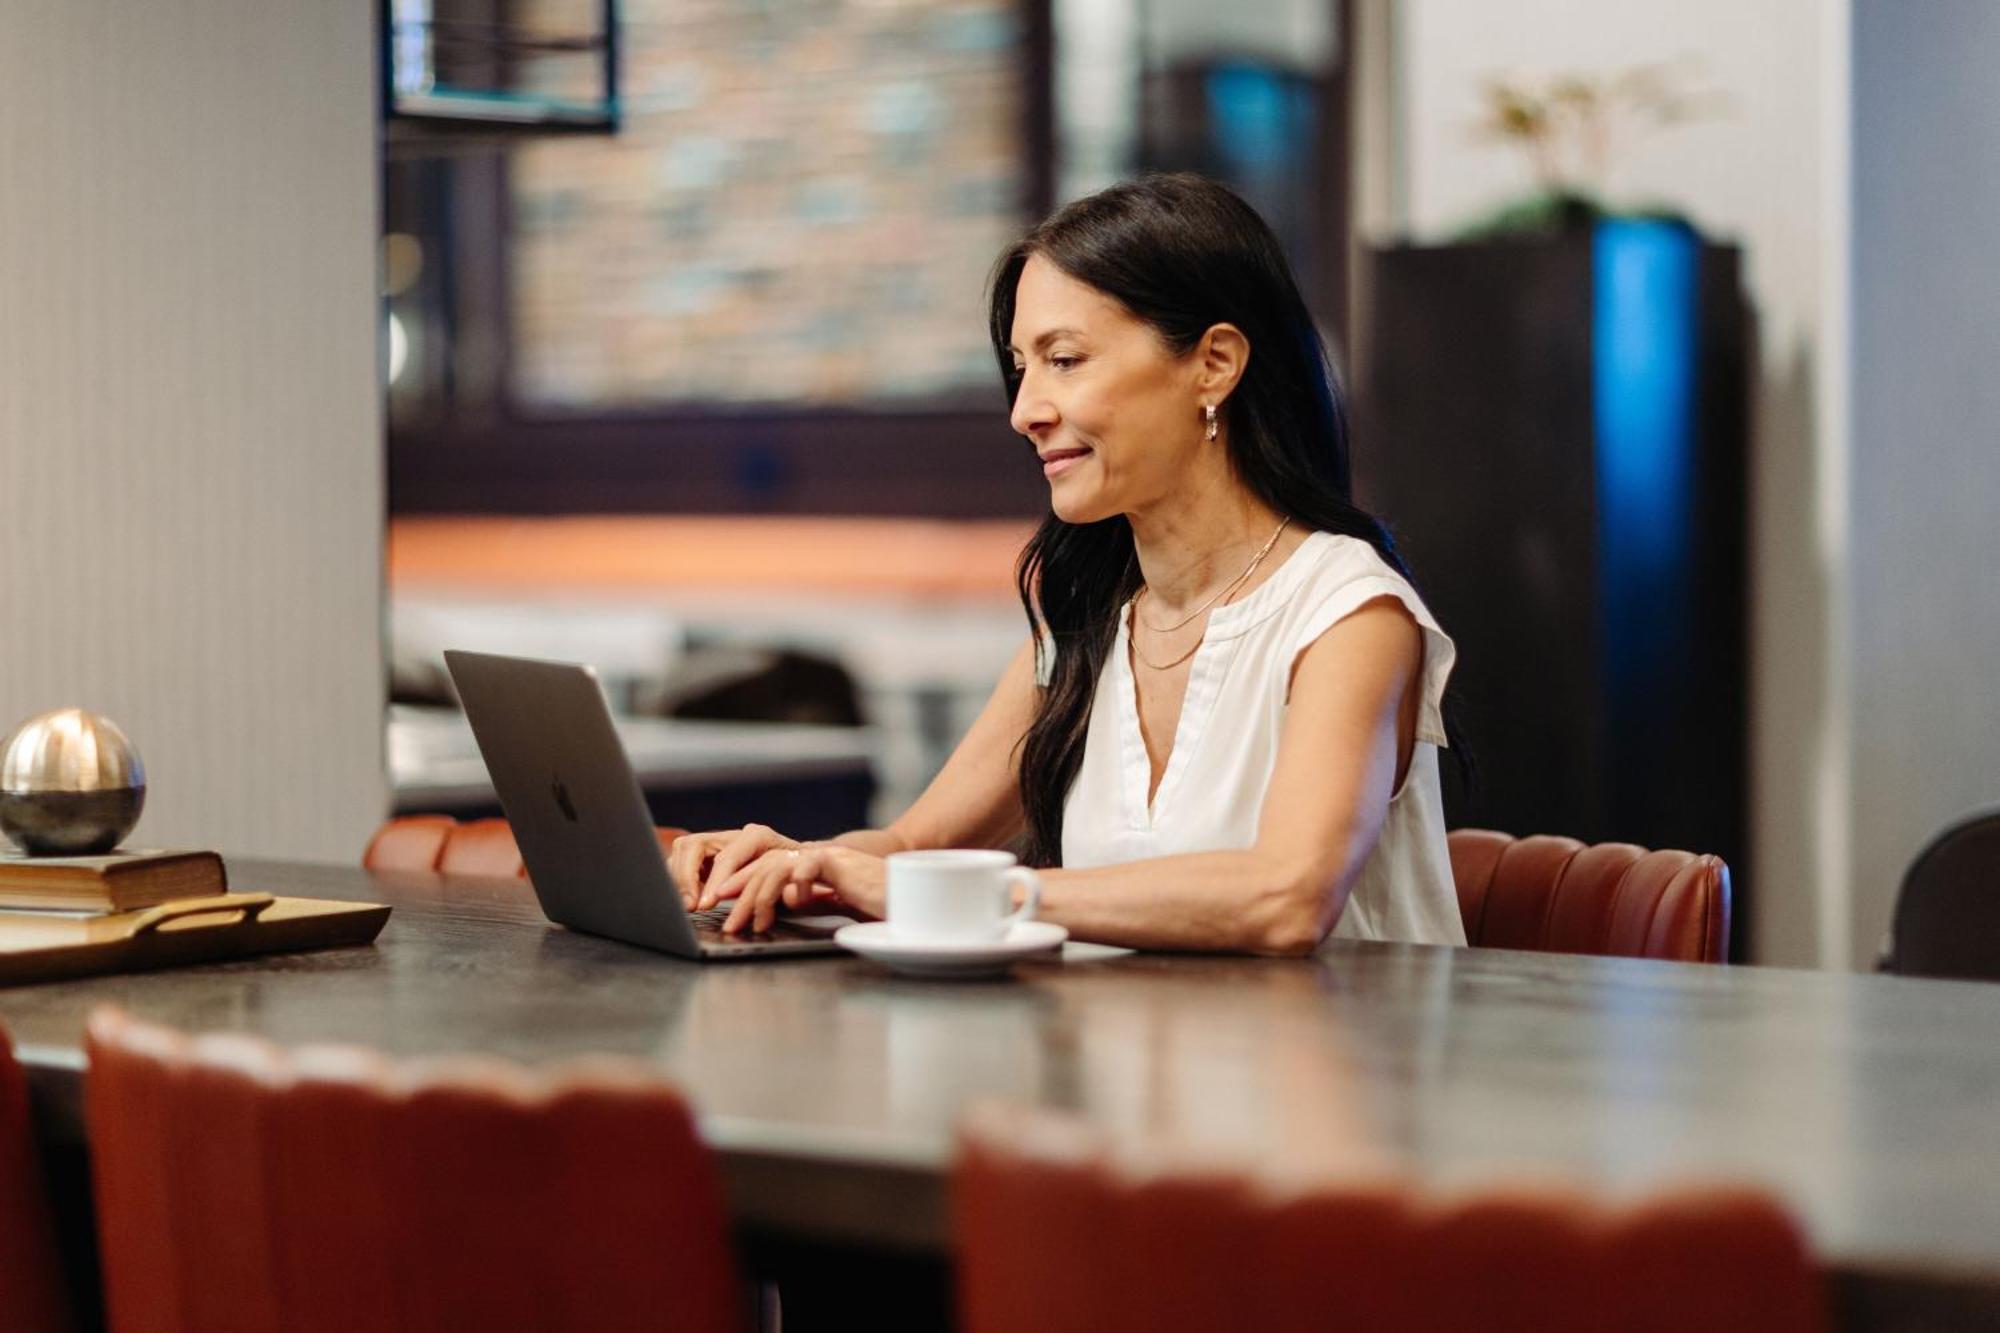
[444, 649, 847, 959]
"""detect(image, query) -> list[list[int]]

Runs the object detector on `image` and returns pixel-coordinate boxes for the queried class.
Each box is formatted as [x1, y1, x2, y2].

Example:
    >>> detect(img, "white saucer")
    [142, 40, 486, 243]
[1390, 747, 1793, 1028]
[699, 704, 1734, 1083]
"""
[834, 920, 1069, 977]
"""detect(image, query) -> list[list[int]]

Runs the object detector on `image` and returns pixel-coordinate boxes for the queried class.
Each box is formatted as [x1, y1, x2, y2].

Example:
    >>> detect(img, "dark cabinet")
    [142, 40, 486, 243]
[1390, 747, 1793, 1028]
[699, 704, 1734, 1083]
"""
[1357, 224, 1750, 954]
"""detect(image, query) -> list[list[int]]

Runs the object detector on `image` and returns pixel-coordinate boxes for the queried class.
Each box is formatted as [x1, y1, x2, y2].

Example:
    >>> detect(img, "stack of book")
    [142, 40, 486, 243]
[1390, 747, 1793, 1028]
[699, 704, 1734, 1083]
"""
[0, 849, 228, 913]
[0, 849, 392, 986]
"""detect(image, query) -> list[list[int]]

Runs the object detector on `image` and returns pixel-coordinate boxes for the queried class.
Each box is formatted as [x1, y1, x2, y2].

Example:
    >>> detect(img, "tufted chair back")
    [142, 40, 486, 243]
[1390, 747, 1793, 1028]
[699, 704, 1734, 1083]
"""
[0, 1024, 72, 1332]
[363, 817, 689, 883]
[954, 1105, 1823, 1333]
[85, 1007, 744, 1333]
[1448, 829, 1730, 963]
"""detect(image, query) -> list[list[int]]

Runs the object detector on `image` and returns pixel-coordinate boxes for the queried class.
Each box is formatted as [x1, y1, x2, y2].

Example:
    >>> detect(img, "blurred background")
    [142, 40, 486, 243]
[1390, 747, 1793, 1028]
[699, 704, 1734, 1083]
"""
[2, 0, 1994, 970]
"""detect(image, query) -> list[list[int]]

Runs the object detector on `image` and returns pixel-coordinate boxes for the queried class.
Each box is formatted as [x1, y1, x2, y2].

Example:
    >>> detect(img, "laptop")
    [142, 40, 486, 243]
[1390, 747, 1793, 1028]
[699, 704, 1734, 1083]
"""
[443, 649, 848, 959]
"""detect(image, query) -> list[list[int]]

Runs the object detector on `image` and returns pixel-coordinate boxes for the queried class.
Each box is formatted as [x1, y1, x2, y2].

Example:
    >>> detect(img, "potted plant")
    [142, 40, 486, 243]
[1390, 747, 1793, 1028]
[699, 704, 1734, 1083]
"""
[1453, 58, 1730, 239]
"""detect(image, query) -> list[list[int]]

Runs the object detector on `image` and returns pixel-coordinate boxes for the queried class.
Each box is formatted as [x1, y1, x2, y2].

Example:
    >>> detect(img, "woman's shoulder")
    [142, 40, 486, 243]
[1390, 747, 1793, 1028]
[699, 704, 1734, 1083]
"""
[1299, 529, 1412, 584]
[1209, 528, 1434, 651]
[1281, 530, 1456, 744]
[1265, 530, 1433, 620]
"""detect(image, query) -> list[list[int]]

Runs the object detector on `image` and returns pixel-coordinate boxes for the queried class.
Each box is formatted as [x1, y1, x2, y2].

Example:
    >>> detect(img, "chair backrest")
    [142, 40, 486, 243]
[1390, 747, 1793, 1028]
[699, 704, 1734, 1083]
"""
[0, 1025, 72, 1333]
[360, 814, 456, 874]
[364, 818, 689, 882]
[85, 1007, 744, 1333]
[954, 1108, 1824, 1333]
[1447, 829, 1730, 963]
[1883, 808, 2000, 981]
[433, 817, 529, 878]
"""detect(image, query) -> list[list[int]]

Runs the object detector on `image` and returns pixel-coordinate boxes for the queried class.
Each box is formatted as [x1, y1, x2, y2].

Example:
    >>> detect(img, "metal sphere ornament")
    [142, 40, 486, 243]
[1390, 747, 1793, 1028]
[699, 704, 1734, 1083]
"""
[0, 709, 147, 856]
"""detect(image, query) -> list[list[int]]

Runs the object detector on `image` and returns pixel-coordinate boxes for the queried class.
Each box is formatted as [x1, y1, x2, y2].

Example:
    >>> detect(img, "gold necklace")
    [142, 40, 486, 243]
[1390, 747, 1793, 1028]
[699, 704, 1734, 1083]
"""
[1135, 518, 1290, 634]
[1129, 611, 1207, 671]
[1130, 518, 1291, 671]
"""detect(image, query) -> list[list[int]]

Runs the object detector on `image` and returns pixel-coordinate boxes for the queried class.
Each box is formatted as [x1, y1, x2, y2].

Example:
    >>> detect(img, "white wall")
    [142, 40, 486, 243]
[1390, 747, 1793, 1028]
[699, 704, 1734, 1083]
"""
[0, 1, 386, 861]
[1386, 0, 1843, 964]
[1845, 0, 2000, 966]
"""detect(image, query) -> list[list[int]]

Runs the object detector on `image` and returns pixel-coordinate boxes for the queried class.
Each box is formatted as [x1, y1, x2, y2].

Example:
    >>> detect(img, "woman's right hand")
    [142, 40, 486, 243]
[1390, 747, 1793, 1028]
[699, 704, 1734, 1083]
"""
[667, 823, 801, 910]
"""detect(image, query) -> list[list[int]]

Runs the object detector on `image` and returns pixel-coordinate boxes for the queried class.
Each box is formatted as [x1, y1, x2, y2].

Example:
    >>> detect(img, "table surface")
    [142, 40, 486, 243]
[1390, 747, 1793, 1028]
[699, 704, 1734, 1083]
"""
[8, 860, 2000, 1311]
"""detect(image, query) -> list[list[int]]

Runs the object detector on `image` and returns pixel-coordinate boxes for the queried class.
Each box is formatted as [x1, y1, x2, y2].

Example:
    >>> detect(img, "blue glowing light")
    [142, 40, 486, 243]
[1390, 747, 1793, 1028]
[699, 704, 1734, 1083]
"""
[1204, 64, 1309, 173]
[1593, 219, 1701, 702]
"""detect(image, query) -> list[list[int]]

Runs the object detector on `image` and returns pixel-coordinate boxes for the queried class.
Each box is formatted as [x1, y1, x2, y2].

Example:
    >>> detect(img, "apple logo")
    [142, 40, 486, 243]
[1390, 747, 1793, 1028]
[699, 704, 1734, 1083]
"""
[551, 774, 578, 822]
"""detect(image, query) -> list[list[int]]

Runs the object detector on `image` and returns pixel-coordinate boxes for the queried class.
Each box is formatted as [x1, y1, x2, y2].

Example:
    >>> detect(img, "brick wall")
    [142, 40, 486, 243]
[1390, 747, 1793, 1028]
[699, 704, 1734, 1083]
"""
[512, 0, 1028, 407]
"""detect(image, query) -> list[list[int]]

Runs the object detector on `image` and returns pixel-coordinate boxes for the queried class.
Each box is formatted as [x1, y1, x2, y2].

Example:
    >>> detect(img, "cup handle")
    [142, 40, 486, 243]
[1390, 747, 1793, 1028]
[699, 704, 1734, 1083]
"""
[1003, 867, 1042, 930]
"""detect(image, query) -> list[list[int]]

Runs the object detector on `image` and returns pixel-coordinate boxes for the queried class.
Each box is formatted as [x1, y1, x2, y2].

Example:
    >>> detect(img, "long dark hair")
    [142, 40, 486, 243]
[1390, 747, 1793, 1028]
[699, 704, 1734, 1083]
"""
[992, 173, 1460, 867]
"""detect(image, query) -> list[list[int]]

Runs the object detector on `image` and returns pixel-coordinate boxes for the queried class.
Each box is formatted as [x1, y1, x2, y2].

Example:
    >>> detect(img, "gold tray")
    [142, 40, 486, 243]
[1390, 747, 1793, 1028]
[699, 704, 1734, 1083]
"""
[0, 893, 392, 986]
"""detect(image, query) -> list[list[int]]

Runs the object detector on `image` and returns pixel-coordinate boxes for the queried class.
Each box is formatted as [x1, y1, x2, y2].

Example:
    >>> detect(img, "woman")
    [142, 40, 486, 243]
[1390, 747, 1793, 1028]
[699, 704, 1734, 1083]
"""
[670, 173, 1466, 955]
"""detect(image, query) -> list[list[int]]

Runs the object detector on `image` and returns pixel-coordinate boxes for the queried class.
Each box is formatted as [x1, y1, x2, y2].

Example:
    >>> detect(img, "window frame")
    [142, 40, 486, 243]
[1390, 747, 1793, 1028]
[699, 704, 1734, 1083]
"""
[386, 0, 1353, 518]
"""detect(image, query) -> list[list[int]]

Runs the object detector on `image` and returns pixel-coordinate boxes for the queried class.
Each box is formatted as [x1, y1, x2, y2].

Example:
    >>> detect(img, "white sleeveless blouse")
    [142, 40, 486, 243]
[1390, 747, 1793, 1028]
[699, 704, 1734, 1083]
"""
[1049, 530, 1467, 949]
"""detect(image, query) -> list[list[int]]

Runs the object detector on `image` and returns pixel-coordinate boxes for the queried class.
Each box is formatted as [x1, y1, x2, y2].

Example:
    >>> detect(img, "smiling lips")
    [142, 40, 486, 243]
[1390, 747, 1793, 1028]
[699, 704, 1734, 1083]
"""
[1039, 446, 1092, 479]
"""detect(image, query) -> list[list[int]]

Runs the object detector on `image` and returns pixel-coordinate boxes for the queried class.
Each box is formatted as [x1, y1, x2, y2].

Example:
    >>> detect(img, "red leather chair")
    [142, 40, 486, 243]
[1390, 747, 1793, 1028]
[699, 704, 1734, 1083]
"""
[359, 814, 455, 874]
[954, 1107, 1824, 1333]
[1447, 829, 1731, 963]
[85, 1006, 744, 1333]
[364, 817, 688, 880]
[433, 817, 528, 879]
[0, 1024, 72, 1333]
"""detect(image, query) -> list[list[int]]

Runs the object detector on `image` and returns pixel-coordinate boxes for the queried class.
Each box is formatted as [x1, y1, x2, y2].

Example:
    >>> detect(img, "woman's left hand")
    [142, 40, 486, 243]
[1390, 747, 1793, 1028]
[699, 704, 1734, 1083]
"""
[716, 843, 888, 934]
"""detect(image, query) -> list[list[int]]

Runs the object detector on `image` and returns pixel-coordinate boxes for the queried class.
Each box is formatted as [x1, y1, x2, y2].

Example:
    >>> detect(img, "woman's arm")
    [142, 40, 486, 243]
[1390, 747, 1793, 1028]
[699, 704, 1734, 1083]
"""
[1037, 598, 1422, 954]
[684, 637, 1041, 927]
[780, 598, 1422, 953]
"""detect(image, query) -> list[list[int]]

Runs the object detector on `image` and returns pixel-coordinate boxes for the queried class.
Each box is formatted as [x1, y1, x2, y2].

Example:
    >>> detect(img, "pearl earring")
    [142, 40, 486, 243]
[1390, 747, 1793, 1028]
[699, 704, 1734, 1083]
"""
[1203, 404, 1218, 442]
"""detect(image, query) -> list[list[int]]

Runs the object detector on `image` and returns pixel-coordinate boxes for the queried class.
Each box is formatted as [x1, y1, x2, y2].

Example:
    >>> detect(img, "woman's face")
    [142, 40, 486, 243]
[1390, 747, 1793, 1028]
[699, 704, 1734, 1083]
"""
[1006, 254, 1209, 525]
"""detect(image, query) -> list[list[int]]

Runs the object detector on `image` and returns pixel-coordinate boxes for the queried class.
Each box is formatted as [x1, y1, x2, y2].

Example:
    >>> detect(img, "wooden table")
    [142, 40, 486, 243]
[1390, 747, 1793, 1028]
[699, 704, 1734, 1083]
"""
[7, 861, 2000, 1327]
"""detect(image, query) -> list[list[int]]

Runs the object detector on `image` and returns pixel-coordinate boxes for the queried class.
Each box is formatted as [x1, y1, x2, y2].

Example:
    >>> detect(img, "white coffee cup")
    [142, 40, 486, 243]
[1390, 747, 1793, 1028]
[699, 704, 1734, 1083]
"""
[885, 849, 1041, 944]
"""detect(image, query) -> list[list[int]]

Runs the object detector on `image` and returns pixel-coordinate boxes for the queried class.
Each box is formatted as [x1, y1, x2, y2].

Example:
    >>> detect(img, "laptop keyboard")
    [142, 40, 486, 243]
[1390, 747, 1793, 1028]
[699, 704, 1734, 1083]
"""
[688, 904, 840, 941]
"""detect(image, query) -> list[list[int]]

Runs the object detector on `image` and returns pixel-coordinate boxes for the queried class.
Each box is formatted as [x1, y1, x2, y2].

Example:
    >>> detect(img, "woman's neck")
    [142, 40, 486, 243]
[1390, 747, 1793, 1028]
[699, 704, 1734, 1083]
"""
[1127, 474, 1289, 616]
